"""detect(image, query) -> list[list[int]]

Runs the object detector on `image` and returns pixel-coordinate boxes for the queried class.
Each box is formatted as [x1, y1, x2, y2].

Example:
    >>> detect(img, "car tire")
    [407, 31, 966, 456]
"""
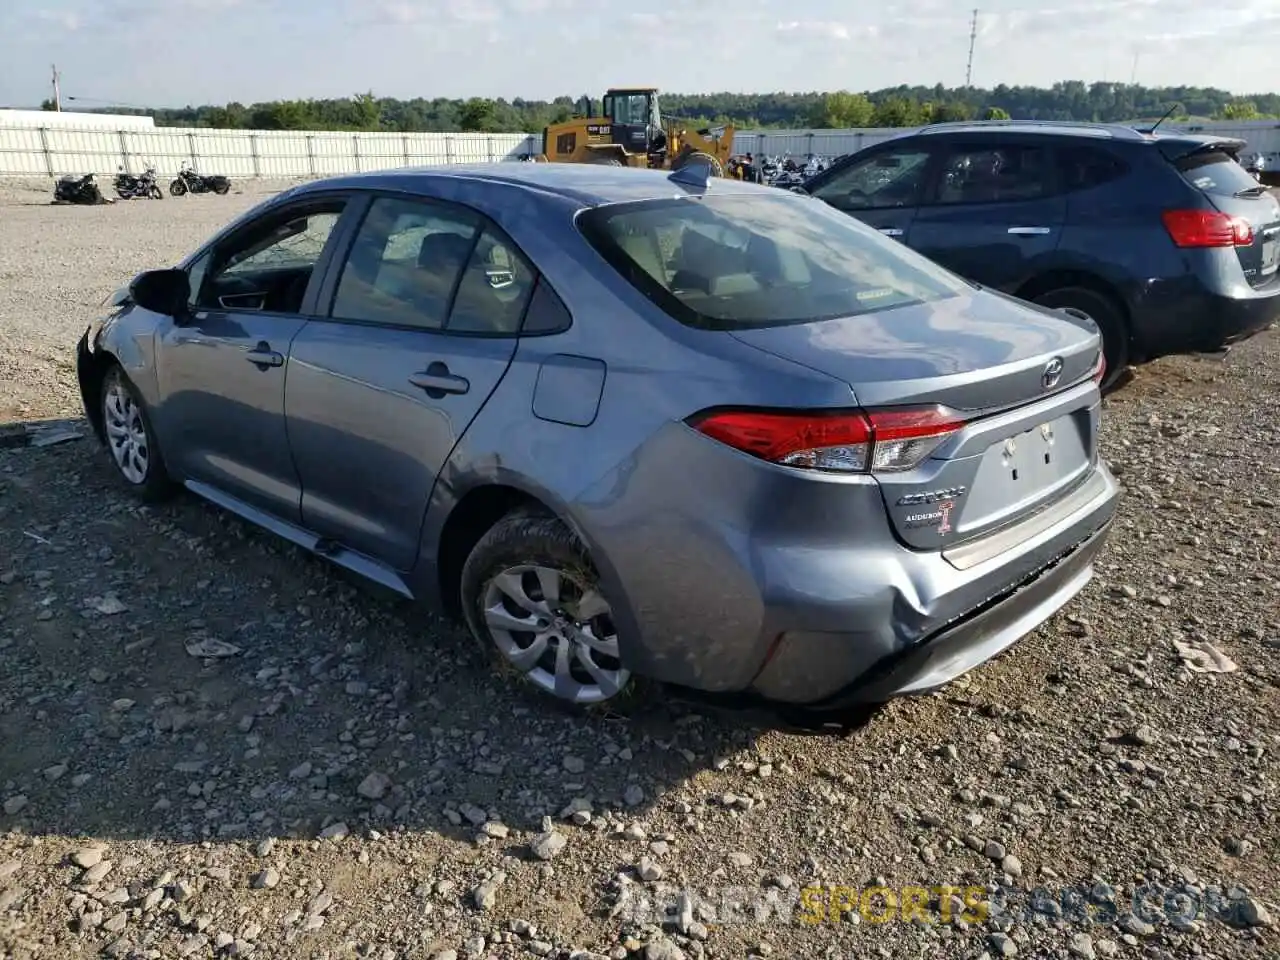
[460, 510, 643, 713]
[1030, 287, 1129, 392]
[99, 365, 176, 503]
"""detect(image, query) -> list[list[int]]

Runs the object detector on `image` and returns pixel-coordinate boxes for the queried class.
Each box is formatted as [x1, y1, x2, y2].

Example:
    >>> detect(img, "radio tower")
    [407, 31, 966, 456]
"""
[965, 9, 979, 87]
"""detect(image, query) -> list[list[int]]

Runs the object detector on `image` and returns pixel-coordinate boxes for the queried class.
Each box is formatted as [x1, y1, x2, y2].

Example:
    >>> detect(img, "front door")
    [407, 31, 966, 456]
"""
[906, 141, 1067, 291]
[285, 193, 534, 571]
[806, 143, 936, 242]
[153, 195, 351, 521]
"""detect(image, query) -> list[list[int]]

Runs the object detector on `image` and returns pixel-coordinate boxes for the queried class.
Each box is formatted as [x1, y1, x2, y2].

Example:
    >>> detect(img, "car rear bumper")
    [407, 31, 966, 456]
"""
[744, 464, 1118, 705]
[578, 422, 1121, 707]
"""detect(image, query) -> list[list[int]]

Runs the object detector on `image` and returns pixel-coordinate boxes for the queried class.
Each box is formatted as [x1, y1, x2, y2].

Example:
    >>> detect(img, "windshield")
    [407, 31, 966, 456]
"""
[605, 93, 651, 125]
[576, 193, 968, 330]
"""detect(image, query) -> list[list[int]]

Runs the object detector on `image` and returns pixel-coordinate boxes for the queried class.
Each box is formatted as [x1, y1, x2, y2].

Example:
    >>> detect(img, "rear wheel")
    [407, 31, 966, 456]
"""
[586, 154, 624, 167]
[149, 185, 163, 199]
[460, 512, 640, 713]
[1031, 286, 1129, 391]
[213, 180, 230, 195]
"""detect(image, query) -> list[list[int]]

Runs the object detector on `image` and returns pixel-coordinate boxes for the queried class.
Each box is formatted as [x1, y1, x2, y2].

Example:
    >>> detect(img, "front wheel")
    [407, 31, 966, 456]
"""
[1031, 286, 1129, 392]
[99, 366, 176, 503]
[169, 179, 187, 197]
[460, 513, 640, 712]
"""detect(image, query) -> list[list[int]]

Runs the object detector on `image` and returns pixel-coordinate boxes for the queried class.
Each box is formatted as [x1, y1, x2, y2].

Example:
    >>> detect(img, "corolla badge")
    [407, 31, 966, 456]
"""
[1042, 357, 1065, 390]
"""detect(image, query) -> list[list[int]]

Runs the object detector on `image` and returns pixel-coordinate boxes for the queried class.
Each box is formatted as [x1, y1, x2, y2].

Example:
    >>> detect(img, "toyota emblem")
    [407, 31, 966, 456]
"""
[1042, 357, 1065, 390]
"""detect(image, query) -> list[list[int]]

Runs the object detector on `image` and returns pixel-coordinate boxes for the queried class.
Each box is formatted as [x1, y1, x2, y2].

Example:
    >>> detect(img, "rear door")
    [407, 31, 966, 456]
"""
[1166, 144, 1280, 285]
[805, 142, 937, 242]
[907, 139, 1067, 291]
[284, 192, 531, 571]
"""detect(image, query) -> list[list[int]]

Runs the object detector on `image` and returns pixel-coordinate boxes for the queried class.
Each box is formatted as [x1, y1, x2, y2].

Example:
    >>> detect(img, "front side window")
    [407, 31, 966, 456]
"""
[577, 193, 967, 331]
[811, 148, 932, 210]
[933, 145, 1053, 204]
[330, 196, 537, 335]
[195, 200, 346, 313]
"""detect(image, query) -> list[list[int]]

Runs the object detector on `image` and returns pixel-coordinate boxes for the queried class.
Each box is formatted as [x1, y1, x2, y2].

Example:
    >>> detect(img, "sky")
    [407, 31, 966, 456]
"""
[1, 0, 1278, 109]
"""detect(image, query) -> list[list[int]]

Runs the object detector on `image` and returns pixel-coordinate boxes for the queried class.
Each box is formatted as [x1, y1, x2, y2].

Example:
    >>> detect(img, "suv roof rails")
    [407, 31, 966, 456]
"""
[916, 119, 1149, 141]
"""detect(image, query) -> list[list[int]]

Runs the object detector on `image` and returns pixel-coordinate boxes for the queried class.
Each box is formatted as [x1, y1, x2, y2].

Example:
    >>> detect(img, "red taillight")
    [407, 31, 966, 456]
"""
[688, 405, 963, 474]
[1161, 209, 1253, 248]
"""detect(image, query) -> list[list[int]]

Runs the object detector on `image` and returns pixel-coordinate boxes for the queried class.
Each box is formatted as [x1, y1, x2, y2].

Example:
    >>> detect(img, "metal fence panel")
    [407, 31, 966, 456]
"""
[10, 120, 1278, 179]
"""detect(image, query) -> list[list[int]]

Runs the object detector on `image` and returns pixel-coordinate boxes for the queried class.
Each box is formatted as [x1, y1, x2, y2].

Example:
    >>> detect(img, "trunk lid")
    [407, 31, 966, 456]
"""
[1162, 137, 1280, 287]
[730, 288, 1103, 550]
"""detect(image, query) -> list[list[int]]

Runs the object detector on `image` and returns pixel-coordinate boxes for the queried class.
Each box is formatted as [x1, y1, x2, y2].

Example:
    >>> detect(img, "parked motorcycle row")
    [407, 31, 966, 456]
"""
[50, 160, 233, 206]
[728, 154, 840, 190]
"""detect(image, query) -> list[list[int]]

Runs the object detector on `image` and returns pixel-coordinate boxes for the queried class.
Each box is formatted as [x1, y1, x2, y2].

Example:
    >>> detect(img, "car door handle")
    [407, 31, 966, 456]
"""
[409, 362, 470, 397]
[1007, 226, 1052, 236]
[245, 342, 284, 368]
[879, 227, 905, 237]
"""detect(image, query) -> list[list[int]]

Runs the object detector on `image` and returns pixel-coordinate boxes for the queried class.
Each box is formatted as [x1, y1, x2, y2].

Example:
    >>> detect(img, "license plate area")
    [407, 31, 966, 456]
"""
[957, 414, 1090, 535]
[1262, 234, 1279, 277]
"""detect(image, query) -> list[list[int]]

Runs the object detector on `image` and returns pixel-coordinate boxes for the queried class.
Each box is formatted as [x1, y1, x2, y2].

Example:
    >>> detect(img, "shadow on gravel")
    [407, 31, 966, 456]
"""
[0, 418, 882, 851]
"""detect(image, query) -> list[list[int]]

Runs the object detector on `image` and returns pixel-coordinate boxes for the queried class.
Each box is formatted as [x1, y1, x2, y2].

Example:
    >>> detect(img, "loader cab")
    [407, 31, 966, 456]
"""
[602, 88, 667, 158]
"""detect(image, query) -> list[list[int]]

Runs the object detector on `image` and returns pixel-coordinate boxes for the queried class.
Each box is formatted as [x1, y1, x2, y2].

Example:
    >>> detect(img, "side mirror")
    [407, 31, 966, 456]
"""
[129, 268, 190, 318]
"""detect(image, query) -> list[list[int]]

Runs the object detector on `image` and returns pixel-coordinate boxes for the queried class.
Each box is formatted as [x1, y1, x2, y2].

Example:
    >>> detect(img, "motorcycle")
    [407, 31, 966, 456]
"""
[1244, 152, 1267, 182]
[52, 173, 111, 205]
[170, 161, 232, 197]
[114, 165, 163, 200]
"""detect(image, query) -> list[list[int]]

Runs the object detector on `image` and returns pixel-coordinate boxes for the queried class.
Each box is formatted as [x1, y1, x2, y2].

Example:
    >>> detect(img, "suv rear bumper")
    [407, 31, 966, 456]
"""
[1133, 274, 1280, 360]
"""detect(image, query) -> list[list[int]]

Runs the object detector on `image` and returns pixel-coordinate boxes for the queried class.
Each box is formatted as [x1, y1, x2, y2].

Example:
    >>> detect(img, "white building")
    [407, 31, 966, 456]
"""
[0, 109, 155, 129]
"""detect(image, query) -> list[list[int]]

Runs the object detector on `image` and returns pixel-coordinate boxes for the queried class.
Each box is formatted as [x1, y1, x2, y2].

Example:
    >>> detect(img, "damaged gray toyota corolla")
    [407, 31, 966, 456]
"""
[75, 161, 1119, 715]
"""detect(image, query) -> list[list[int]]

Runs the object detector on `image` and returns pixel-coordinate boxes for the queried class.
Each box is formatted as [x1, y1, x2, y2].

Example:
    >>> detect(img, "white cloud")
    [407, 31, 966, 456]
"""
[776, 20, 854, 41]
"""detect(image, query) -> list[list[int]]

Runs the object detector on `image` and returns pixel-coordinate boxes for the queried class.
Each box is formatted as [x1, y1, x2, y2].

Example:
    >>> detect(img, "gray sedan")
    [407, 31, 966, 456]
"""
[75, 162, 1119, 715]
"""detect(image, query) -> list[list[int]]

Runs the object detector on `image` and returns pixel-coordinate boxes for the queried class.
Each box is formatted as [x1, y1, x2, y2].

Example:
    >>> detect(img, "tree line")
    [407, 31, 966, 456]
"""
[49, 82, 1280, 133]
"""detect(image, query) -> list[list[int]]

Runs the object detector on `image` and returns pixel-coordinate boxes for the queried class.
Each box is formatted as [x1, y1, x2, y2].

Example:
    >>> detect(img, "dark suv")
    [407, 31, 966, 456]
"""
[802, 120, 1280, 388]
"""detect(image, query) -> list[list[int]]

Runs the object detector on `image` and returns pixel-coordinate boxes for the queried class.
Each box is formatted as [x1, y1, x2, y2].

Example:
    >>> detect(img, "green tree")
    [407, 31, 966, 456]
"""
[1221, 99, 1260, 120]
[809, 91, 874, 129]
[871, 97, 923, 127]
[983, 106, 1011, 120]
[459, 98, 498, 132]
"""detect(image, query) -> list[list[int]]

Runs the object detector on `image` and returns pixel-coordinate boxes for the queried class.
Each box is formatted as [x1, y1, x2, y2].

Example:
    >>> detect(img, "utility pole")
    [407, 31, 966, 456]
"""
[965, 9, 979, 87]
[1130, 49, 1139, 85]
[50, 64, 62, 111]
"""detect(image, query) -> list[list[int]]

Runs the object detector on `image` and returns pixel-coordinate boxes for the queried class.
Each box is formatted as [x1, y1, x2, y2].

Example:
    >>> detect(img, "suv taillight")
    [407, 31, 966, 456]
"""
[1162, 209, 1253, 248]
[687, 406, 965, 474]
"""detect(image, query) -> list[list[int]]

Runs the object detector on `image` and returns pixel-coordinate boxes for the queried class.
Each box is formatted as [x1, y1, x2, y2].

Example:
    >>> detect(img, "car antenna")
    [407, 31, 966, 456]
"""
[1138, 103, 1180, 135]
[668, 155, 714, 192]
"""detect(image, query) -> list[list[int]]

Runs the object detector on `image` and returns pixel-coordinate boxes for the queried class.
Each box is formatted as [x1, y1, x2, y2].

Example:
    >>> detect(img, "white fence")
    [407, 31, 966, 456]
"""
[4, 119, 1280, 179]
[0, 125, 540, 178]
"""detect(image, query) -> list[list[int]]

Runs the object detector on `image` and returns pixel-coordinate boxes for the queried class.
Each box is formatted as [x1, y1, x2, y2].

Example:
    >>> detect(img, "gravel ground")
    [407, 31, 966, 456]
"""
[0, 176, 1278, 960]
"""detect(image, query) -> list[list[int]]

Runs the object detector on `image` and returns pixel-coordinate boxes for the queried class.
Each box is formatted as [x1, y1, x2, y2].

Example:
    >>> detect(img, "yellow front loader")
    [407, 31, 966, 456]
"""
[536, 88, 734, 176]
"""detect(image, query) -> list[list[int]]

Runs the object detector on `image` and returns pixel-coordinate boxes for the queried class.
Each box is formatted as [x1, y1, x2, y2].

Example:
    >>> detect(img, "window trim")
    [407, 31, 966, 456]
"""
[922, 140, 1062, 208]
[188, 191, 356, 317]
[310, 188, 570, 340]
[809, 143, 938, 211]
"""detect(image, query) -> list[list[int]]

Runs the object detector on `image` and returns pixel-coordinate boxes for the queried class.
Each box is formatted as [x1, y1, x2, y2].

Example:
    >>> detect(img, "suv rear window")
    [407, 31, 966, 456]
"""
[576, 194, 967, 330]
[1176, 150, 1262, 197]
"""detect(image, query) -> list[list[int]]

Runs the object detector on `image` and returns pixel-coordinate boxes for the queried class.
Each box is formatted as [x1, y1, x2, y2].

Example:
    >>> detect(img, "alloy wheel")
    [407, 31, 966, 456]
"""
[480, 564, 629, 704]
[103, 381, 149, 484]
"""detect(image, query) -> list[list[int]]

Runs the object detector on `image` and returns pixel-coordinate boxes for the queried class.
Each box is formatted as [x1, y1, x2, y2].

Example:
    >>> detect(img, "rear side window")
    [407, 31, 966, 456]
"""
[1176, 150, 1262, 197]
[576, 193, 968, 331]
[1058, 147, 1128, 192]
[933, 145, 1054, 204]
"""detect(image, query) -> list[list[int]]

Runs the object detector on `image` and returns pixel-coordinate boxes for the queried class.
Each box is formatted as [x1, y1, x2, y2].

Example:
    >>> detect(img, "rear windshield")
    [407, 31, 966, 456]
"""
[1176, 150, 1262, 197]
[576, 193, 967, 330]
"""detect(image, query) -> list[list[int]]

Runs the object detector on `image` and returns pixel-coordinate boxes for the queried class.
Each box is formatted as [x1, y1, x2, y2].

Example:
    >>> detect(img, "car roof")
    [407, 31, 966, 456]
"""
[287, 162, 775, 208]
